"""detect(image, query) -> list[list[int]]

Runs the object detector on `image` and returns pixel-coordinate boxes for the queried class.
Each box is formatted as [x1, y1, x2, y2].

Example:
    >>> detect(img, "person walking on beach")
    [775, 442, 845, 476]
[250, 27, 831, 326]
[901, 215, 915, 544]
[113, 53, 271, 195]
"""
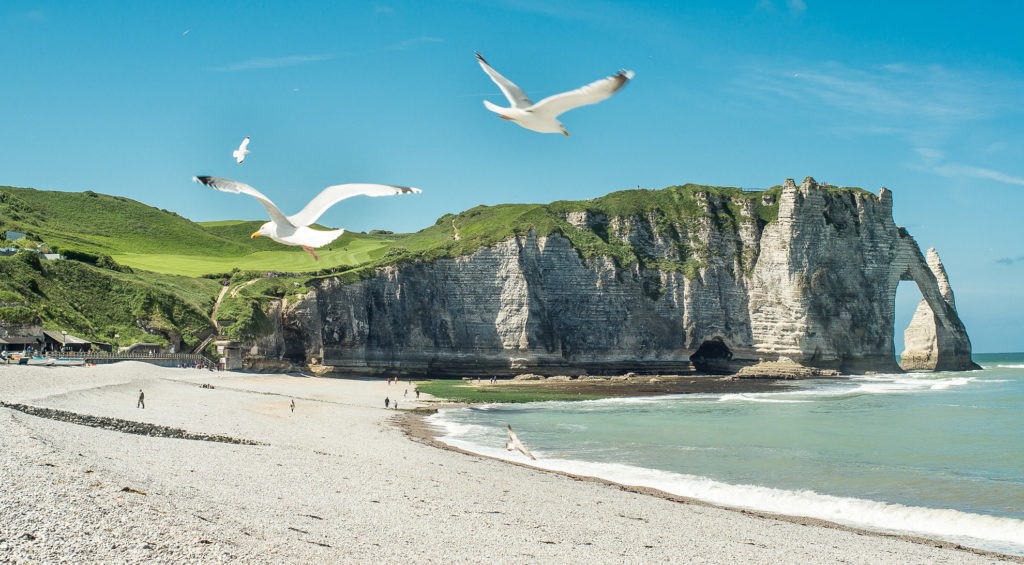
[385, 396, 390, 408]
[290, 399, 295, 413]
[137, 389, 145, 409]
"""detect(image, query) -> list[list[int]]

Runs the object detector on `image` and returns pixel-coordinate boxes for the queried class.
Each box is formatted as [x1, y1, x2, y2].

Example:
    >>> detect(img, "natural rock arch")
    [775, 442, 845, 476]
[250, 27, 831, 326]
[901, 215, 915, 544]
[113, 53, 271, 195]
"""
[898, 248, 981, 371]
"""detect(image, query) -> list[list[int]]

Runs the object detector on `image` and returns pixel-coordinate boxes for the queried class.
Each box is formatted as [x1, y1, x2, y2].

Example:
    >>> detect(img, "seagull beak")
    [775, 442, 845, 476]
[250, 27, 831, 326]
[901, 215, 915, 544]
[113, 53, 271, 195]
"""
[250, 231, 261, 239]
[561, 128, 570, 137]
[499, 115, 513, 121]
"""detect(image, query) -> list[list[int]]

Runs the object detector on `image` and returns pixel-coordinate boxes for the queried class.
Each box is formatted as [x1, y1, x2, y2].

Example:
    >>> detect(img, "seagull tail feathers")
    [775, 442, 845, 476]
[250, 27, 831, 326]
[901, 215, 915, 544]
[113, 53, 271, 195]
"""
[483, 99, 506, 115]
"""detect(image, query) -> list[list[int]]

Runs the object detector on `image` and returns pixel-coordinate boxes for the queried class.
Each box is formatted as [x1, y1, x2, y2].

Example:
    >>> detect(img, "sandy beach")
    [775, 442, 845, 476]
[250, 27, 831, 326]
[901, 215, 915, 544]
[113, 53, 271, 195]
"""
[0, 362, 1016, 563]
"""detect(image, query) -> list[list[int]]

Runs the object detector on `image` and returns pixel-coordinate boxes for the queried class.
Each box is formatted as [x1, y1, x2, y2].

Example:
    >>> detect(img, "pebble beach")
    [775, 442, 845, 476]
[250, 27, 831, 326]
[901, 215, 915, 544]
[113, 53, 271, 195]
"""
[0, 362, 1016, 563]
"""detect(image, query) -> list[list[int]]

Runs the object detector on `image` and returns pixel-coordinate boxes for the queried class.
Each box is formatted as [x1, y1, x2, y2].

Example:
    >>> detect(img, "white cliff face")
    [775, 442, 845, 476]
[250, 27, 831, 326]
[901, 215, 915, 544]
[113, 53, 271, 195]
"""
[250, 178, 978, 376]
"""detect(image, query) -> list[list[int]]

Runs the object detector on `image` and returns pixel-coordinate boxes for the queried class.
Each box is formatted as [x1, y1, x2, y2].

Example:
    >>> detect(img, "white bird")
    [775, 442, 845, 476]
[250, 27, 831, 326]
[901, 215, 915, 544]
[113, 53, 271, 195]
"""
[232, 136, 251, 164]
[476, 52, 634, 136]
[505, 424, 536, 460]
[192, 176, 421, 260]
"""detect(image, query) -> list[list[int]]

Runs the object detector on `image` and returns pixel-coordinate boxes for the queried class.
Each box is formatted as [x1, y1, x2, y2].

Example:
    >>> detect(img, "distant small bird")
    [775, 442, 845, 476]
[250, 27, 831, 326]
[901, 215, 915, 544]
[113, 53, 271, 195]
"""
[476, 52, 634, 136]
[181, 28, 190, 36]
[505, 424, 536, 460]
[192, 176, 421, 260]
[232, 136, 250, 164]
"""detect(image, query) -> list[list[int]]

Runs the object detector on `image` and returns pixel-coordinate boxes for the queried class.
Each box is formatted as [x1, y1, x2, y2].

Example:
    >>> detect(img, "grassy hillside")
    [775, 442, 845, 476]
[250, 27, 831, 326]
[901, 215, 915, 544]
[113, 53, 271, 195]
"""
[0, 186, 249, 257]
[0, 250, 219, 347]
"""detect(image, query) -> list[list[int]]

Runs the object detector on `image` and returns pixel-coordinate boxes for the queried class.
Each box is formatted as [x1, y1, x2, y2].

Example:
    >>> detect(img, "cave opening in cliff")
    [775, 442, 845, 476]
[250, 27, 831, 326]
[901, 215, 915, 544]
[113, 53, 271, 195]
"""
[689, 337, 733, 374]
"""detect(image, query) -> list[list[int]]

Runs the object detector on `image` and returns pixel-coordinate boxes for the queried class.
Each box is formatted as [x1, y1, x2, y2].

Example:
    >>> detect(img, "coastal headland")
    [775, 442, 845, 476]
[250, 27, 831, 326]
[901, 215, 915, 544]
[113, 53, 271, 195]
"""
[1, 362, 1014, 563]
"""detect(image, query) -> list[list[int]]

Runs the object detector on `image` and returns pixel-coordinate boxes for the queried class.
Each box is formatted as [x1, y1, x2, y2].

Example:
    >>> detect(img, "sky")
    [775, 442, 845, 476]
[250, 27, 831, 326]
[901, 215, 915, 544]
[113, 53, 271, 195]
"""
[1, 0, 1022, 352]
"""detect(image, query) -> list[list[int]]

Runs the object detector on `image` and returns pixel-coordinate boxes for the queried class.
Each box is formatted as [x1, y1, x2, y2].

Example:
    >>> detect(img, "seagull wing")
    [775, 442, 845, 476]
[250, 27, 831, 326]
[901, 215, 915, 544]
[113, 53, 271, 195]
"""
[192, 176, 293, 228]
[238, 136, 250, 152]
[287, 184, 421, 227]
[476, 53, 533, 109]
[506, 424, 536, 460]
[530, 69, 634, 118]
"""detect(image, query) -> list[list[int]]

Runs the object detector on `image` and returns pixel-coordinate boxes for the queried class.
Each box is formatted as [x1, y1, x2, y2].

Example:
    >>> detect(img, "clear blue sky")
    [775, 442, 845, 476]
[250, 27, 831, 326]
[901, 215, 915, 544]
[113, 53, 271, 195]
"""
[2, 1, 1022, 352]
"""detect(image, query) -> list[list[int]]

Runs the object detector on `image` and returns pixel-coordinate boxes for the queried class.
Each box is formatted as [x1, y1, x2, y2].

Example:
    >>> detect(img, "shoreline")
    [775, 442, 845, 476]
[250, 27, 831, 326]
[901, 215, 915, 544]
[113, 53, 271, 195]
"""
[400, 406, 1022, 562]
[3, 363, 1019, 563]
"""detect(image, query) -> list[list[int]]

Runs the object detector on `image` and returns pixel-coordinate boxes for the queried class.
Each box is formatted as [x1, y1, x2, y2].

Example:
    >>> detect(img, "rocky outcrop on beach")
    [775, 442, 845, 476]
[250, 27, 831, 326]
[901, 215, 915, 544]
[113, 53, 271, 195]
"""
[734, 359, 842, 379]
[249, 177, 978, 376]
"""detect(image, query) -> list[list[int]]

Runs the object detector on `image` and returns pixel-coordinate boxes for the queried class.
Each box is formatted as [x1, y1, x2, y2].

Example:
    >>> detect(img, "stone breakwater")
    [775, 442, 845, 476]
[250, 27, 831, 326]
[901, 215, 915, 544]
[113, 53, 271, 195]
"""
[248, 177, 978, 377]
[0, 401, 263, 445]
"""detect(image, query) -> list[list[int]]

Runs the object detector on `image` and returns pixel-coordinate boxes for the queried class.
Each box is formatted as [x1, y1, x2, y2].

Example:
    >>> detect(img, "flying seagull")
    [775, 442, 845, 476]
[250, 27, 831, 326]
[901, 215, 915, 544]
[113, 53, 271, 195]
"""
[476, 52, 634, 136]
[505, 424, 536, 460]
[232, 136, 250, 164]
[192, 176, 421, 260]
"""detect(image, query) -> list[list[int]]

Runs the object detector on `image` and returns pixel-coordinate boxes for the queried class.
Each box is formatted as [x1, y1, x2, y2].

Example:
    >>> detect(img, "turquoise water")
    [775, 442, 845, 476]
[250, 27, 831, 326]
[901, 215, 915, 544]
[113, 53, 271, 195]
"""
[429, 353, 1024, 555]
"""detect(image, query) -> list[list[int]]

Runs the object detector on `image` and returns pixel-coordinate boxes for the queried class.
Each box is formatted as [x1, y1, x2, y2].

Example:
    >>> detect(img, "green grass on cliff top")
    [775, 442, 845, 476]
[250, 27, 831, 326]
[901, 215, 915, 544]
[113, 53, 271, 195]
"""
[2, 182, 871, 278]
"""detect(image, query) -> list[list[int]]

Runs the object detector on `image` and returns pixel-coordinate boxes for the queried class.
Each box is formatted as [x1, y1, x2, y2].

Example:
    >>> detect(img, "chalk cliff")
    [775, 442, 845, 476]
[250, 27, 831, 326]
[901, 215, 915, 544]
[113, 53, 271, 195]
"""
[248, 177, 978, 376]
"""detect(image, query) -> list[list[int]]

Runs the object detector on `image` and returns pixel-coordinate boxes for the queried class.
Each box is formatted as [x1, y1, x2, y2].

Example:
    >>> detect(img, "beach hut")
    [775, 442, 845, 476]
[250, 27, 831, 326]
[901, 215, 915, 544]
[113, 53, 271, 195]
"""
[0, 334, 42, 354]
[42, 330, 92, 353]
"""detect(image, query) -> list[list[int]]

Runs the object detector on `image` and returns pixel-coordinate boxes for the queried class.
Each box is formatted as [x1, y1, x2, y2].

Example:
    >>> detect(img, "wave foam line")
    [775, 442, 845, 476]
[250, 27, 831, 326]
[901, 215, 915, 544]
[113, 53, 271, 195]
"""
[428, 419, 1024, 554]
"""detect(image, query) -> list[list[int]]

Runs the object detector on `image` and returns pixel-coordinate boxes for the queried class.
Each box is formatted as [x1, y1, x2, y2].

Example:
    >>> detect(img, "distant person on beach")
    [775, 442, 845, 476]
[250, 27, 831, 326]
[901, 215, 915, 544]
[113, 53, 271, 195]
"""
[404, 389, 408, 398]
[385, 397, 390, 408]
[415, 387, 420, 399]
[394, 400, 398, 410]
[137, 389, 145, 409]
[290, 399, 295, 413]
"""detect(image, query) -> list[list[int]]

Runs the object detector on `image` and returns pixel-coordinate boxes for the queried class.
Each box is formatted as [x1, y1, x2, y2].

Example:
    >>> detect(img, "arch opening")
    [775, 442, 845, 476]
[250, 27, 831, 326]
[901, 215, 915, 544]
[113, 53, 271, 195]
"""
[896, 279, 937, 371]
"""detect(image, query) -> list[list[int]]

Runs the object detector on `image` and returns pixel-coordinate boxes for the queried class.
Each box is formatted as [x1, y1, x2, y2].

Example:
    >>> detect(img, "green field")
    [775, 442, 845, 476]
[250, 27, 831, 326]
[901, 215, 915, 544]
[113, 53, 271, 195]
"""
[114, 230, 397, 277]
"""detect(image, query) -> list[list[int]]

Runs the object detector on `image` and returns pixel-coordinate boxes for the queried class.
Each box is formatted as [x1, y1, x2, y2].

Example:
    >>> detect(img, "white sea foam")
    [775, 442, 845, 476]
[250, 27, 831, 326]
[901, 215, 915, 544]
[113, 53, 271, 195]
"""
[577, 395, 685, 406]
[717, 393, 811, 404]
[713, 374, 976, 405]
[995, 364, 1024, 369]
[838, 374, 978, 396]
[431, 426, 1024, 554]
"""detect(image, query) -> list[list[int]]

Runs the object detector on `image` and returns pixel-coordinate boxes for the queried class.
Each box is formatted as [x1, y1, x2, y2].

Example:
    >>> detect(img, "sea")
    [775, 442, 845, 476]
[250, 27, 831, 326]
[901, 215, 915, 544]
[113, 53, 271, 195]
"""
[428, 352, 1024, 555]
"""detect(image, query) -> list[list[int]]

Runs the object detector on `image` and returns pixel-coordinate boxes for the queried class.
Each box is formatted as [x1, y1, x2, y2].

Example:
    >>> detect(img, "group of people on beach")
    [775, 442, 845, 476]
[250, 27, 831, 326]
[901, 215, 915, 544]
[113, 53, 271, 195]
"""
[384, 375, 422, 410]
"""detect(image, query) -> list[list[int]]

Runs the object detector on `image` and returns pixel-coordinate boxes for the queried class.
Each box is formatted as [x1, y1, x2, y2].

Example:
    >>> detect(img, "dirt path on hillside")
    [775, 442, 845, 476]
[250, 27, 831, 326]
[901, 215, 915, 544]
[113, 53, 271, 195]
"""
[210, 284, 230, 331]
[229, 278, 260, 298]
